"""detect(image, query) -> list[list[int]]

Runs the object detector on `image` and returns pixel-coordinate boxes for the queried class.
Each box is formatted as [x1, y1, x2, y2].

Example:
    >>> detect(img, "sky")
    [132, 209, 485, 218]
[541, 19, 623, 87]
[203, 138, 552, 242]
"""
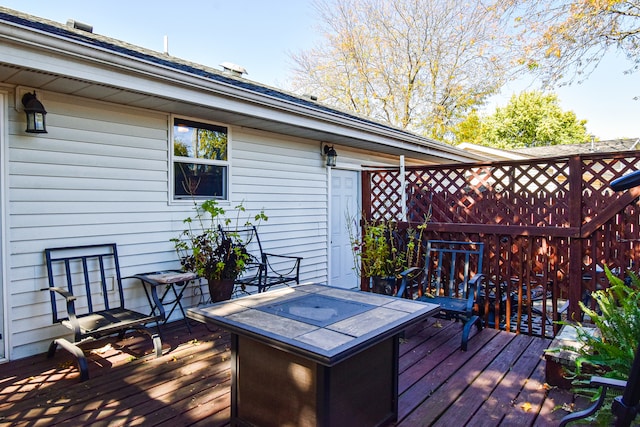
[3, 0, 638, 141]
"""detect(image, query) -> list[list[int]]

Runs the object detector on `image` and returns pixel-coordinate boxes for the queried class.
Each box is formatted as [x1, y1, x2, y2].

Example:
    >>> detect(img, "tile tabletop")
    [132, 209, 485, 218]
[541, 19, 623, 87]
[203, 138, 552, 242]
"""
[187, 283, 439, 365]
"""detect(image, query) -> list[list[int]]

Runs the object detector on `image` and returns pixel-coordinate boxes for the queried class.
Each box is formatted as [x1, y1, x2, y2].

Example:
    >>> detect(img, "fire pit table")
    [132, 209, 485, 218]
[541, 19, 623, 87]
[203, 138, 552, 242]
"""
[187, 283, 439, 427]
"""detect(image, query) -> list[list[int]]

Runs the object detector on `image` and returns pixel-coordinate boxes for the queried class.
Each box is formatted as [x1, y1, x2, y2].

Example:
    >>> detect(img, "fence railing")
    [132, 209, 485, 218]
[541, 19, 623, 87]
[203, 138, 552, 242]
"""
[362, 152, 640, 338]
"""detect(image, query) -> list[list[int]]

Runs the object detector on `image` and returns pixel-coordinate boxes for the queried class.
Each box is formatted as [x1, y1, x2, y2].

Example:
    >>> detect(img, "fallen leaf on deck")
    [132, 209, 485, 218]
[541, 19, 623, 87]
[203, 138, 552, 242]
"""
[91, 343, 113, 354]
[521, 402, 532, 412]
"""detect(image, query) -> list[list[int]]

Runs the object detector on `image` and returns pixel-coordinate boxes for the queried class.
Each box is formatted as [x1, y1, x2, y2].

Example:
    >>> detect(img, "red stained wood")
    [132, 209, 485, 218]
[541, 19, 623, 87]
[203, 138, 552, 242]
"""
[1, 318, 585, 426]
[364, 152, 640, 338]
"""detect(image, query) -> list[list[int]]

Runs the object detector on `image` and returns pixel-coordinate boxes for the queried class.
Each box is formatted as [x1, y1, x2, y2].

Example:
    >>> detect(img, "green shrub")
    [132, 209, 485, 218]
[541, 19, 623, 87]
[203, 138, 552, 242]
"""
[559, 266, 640, 425]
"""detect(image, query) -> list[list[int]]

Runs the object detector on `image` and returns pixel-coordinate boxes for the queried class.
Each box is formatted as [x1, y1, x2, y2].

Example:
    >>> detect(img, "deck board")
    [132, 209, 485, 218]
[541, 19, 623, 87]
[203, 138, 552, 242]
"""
[0, 317, 584, 426]
[435, 334, 533, 426]
[472, 335, 550, 426]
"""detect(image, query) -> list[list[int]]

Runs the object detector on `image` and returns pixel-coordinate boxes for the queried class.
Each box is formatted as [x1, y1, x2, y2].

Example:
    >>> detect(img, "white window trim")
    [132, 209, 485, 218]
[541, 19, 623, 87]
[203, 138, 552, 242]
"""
[169, 114, 232, 204]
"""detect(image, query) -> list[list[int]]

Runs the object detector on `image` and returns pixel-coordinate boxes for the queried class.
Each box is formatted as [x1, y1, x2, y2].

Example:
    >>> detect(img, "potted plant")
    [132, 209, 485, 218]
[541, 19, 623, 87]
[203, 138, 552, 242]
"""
[347, 214, 428, 295]
[550, 266, 640, 425]
[171, 200, 267, 302]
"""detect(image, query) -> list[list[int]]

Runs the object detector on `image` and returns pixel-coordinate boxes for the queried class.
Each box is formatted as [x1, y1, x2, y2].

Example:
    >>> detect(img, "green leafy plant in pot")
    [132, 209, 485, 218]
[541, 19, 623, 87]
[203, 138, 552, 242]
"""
[347, 214, 428, 295]
[171, 200, 267, 302]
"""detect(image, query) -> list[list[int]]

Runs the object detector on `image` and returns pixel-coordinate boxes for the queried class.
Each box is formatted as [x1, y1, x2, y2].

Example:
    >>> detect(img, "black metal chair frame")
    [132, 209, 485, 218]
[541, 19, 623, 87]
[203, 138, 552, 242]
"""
[559, 340, 640, 426]
[44, 243, 164, 381]
[397, 240, 484, 351]
[218, 225, 302, 293]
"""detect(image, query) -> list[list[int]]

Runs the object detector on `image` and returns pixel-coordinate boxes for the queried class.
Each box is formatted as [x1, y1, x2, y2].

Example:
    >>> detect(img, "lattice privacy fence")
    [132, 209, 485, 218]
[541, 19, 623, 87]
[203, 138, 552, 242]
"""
[362, 152, 640, 338]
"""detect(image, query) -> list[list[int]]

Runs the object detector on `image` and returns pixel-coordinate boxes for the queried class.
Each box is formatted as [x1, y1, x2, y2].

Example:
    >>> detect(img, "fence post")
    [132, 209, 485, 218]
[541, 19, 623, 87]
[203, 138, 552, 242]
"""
[361, 170, 372, 291]
[400, 155, 407, 222]
[568, 155, 583, 320]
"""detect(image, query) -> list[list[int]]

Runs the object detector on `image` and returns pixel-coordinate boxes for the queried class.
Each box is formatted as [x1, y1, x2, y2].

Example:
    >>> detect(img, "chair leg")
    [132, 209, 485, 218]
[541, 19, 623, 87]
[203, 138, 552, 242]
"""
[47, 340, 58, 358]
[152, 334, 162, 358]
[51, 338, 90, 381]
[461, 315, 481, 352]
[136, 326, 163, 358]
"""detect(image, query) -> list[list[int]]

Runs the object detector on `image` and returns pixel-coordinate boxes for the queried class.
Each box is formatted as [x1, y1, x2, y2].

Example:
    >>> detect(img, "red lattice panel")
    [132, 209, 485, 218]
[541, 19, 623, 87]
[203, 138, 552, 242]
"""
[369, 170, 403, 221]
[363, 152, 640, 338]
[402, 160, 572, 227]
[581, 155, 640, 222]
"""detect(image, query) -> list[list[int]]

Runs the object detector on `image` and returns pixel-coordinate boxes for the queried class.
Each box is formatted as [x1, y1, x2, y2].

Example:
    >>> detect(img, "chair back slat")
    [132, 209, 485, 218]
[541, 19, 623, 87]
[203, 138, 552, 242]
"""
[424, 240, 484, 299]
[45, 244, 125, 323]
[80, 257, 95, 312]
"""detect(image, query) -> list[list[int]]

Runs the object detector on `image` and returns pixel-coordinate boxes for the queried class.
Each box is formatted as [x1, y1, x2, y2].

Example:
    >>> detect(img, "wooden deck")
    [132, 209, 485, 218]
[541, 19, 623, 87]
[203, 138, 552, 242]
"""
[0, 317, 580, 426]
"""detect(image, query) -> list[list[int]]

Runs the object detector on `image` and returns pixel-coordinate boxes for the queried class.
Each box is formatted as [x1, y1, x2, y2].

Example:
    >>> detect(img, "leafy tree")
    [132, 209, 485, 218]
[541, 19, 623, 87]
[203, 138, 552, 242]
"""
[289, 0, 515, 140]
[476, 90, 589, 149]
[453, 110, 484, 145]
[495, 0, 640, 86]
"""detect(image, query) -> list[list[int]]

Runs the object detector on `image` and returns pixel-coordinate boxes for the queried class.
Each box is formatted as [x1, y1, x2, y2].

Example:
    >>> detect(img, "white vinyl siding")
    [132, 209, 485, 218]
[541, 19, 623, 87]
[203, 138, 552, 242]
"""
[230, 129, 328, 281]
[5, 92, 329, 358]
[7, 93, 178, 358]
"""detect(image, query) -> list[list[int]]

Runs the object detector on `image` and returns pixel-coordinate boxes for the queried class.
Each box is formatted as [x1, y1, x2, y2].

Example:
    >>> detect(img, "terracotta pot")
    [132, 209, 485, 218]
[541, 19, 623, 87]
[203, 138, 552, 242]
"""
[208, 278, 235, 302]
[371, 276, 397, 296]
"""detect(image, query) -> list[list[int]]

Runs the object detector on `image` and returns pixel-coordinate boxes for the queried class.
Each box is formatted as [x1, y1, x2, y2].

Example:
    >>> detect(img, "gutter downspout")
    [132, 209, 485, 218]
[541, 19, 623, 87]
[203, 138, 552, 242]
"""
[400, 155, 406, 222]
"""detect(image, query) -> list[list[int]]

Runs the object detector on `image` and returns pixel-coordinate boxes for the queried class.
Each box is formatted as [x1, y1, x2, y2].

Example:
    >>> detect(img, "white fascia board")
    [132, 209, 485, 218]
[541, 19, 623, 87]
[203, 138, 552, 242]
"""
[456, 143, 530, 161]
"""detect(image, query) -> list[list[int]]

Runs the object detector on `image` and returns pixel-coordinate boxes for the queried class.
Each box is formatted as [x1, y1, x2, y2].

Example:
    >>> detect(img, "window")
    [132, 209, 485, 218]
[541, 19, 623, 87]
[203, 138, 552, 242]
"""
[172, 117, 229, 200]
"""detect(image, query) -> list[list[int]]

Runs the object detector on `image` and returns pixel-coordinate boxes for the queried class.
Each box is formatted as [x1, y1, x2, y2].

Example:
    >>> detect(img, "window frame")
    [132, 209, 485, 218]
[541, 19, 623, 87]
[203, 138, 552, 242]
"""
[170, 115, 232, 202]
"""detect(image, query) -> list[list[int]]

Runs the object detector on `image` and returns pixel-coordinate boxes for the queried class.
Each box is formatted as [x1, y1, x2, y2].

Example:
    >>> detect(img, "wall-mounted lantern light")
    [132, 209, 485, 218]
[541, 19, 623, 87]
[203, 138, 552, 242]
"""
[323, 144, 337, 167]
[21, 91, 47, 134]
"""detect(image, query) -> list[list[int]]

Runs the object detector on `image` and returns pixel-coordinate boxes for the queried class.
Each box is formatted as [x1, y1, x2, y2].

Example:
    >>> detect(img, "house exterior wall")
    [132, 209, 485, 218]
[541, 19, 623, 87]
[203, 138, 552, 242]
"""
[5, 89, 342, 359]
[0, 5, 478, 363]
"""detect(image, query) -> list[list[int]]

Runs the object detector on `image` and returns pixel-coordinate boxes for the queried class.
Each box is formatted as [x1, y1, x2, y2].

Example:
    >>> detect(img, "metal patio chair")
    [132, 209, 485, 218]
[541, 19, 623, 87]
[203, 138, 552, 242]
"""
[44, 243, 163, 381]
[397, 240, 485, 351]
[219, 225, 303, 294]
[559, 340, 640, 426]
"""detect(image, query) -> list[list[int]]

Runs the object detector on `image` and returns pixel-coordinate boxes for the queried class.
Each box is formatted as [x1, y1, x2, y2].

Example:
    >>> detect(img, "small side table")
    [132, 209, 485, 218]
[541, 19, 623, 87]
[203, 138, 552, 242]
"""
[129, 270, 198, 333]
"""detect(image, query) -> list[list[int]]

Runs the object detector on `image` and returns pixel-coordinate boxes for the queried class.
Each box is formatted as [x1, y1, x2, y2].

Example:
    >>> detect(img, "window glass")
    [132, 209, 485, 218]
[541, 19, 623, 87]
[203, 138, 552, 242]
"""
[173, 118, 228, 160]
[172, 117, 229, 199]
[174, 163, 227, 198]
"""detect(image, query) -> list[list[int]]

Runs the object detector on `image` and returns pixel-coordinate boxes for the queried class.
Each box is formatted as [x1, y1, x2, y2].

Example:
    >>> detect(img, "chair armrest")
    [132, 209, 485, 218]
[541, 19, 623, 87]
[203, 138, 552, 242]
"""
[395, 267, 422, 298]
[466, 273, 485, 311]
[43, 286, 82, 338]
[590, 376, 627, 390]
[261, 253, 302, 280]
[559, 376, 627, 426]
[262, 253, 303, 262]
[44, 286, 77, 302]
[400, 267, 421, 277]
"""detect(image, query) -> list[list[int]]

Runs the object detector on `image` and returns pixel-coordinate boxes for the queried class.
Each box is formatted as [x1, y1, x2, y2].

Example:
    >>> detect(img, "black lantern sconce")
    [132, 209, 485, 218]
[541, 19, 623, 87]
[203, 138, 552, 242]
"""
[323, 144, 337, 167]
[21, 91, 47, 134]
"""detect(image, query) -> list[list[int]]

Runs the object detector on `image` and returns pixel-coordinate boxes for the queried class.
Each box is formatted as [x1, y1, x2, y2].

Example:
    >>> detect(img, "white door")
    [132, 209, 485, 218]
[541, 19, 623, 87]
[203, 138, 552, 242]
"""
[330, 169, 360, 289]
[0, 92, 5, 359]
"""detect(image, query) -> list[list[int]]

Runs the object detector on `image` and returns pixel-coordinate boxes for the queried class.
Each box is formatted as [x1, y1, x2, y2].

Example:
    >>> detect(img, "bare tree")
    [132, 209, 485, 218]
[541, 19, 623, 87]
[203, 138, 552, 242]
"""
[496, 0, 640, 86]
[289, 0, 514, 141]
